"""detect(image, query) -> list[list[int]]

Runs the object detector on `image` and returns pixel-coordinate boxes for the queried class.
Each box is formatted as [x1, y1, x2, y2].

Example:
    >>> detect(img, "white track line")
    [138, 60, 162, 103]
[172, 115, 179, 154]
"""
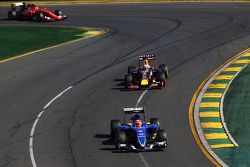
[139, 152, 151, 167]
[136, 90, 148, 107]
[29, 86, 73, 167]
[135, 90, 150, 167]
[29, 87, 150, 167]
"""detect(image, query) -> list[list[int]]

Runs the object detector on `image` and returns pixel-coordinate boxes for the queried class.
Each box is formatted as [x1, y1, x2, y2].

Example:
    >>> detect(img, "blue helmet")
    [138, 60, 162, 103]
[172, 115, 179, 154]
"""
[133, 114, 141, 120]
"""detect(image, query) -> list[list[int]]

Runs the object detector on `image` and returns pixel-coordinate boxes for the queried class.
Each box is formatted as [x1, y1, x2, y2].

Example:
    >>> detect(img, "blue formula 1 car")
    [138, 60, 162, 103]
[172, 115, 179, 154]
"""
[110, 107, 168, 152]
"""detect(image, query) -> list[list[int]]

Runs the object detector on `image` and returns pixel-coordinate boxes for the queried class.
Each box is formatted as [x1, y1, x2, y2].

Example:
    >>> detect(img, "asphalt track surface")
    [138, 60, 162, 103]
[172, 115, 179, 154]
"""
[1, 3, 250, 167]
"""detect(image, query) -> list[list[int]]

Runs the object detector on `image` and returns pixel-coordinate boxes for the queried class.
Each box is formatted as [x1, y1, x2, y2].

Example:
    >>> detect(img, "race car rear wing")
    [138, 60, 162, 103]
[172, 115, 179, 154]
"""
[138, 54, 156, 60]
[11, 2, 24, 7]
[11, 2, 24, 10]
[123, 107, 145, 113]
[123, 107, 145, 123]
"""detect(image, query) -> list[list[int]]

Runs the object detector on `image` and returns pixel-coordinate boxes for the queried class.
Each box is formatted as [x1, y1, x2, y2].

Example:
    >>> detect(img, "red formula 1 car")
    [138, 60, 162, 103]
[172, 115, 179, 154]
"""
[8, 2, 67, 22]
[124, 54, 168, 89]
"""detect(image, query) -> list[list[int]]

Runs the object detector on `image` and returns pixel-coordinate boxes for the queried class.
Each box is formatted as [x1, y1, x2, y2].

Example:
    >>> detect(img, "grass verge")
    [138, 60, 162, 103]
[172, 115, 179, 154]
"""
[213, 64, 250, 166]
[0, 26, 86, 60]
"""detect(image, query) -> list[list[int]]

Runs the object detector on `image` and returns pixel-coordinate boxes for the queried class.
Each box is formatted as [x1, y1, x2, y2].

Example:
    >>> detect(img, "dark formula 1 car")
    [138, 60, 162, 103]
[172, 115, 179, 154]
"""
[110, 107, 168, 152]
[8, 2, 67, 22]
[125, 54, 168, 89]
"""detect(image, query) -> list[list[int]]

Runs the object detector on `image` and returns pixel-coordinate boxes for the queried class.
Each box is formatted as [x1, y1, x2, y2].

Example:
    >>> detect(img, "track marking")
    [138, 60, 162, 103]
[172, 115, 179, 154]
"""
[199, 112, 220, 118]
[29, 86, 73, 167]
[205, 133, 228, 140]
[233, 59, 250, 64]
[210, 144, 234, 149]
[136, 90, 149, 107]
[203, 93, 222, 98]
[224, 67, 242, 72]
[134, 90, 150, 167]
[189, 48, 250, 167]
[139, 153, 150, 167]
[26, 28, 106, 167]
[208, 84, 228, 89]
[200, 102, 220, 108]
[201, 122, 223, 128]
[198, 49, 250, 150]
[242, 53, 250, 57]
[214, 75, 233, 80]
[29, 87, 149, 167]
[43, 86, 73, 109]
[189, 81, 222, 167]
[219, 63, 248, 148]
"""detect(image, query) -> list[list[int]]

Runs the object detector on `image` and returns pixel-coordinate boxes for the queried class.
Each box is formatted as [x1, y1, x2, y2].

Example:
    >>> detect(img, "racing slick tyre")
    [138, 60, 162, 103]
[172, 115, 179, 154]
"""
[157, 129, 168, 143]
[115, 131, 126, 149]
[150, 118, 161, 129]
[125, 74, 133, 88]
[157, 73, 166, 87]
[128, 66, 136, 74]
[110, 120, 121, 139]
[8, 11, 17, 20]
[36, 12, 45, 22]
[55, 10, 63, 16]
[159, 64, 169, 79]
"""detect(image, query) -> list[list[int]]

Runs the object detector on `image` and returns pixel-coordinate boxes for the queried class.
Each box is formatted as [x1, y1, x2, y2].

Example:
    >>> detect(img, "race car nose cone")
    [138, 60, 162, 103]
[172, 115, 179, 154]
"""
[136, 128, 146, 147]
[141, 79, 148, 86]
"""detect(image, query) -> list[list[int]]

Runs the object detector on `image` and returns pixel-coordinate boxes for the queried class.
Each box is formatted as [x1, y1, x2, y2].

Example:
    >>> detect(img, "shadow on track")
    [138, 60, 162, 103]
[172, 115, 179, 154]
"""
[94, 133, 114, 151]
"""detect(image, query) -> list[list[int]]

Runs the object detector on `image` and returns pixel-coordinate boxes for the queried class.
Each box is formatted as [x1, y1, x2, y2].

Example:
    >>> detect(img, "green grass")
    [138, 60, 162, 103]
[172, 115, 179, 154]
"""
[0, 26, 86, 60]
[213, 63, 250, 166]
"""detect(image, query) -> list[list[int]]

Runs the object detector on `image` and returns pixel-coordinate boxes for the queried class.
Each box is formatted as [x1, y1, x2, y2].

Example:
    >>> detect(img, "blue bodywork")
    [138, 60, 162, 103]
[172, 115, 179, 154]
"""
[112, 107, 167, 151]
[119, 122, 159, 149]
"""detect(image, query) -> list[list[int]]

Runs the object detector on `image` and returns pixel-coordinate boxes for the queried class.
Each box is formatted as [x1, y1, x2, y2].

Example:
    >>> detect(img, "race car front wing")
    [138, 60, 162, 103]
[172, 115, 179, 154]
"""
[113, 141, 167, 152]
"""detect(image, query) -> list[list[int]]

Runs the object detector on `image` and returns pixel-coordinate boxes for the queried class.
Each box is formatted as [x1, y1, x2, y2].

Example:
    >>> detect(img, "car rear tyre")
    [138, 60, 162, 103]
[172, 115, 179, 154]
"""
[150, 118, 161, 129]
[110, 120, 121, 139]
[55, 10, 63, 16]
[157, 129, 168, 142]
[157, 73, 166, 87]
[128, 66, 136, 74]
[159, 64, 168, 79]
[125, 74, 133, 88]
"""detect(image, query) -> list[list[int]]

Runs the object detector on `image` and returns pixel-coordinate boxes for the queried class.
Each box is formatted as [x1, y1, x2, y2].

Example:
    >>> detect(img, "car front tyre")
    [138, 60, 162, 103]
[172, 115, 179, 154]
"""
[159, 64, 168, 79]
[115, 131, 126, 149]
[8, 11, 16, 20]
[55, 9, 63, 16]
[110, 120, 121, 139]
[157, 129, 168, 143]
[36, 12, 45, 22]
[125, 74, 133, 88]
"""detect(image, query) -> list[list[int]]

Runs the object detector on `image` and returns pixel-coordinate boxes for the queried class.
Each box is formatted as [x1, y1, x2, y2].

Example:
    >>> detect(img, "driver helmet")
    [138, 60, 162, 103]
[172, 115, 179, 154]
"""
[133, 114, 140, 120]
[135, 119, 142, 127]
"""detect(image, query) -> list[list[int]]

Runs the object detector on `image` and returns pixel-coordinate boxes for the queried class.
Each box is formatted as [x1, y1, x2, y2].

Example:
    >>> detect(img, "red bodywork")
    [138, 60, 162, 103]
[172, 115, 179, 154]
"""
[22, 5, 64, 21]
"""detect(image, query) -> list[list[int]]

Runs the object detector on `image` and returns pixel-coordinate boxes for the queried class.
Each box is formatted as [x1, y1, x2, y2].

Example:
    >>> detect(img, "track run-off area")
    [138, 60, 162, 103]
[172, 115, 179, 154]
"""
[1, 2, 250, 167]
